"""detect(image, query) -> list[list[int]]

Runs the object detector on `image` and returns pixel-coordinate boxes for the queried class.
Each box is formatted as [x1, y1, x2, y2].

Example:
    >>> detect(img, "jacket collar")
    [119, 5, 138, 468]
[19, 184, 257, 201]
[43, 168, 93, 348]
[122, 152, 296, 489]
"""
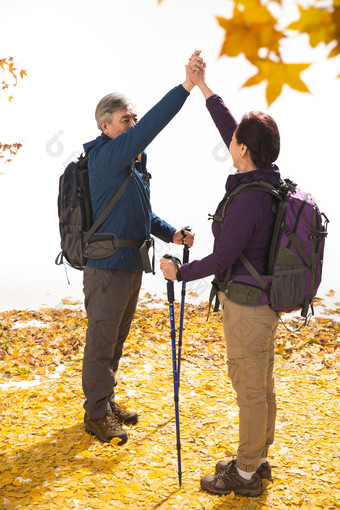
[225, 165, 281, 195]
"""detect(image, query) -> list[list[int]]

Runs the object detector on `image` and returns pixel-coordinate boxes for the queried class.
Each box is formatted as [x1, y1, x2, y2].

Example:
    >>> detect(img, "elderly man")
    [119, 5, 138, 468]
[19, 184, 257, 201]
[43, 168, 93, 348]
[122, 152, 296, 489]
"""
[82, 55, 196, 445]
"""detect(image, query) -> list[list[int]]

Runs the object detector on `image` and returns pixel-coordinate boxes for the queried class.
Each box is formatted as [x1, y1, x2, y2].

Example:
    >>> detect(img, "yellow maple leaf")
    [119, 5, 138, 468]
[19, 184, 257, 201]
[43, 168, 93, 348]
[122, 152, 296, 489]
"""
[8, 95, 13, 102]
[8, 61, 16, 74]
[217, 0, 284, 60]
[243, 59, 311, 105]
[288, 5, 335, 47]
[328, 6, 340, 57]
[20, 69, 27, 79]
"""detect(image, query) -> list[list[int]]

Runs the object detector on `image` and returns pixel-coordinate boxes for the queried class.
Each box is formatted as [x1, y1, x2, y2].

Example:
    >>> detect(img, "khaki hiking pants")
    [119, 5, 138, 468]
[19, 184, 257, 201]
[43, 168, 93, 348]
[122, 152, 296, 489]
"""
[218, 291, 278, 473]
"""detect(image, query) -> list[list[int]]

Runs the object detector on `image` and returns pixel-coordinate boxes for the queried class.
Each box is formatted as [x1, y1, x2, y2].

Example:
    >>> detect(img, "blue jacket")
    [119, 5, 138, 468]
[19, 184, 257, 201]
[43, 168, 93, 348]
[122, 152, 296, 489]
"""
[83, 84, 190, 270]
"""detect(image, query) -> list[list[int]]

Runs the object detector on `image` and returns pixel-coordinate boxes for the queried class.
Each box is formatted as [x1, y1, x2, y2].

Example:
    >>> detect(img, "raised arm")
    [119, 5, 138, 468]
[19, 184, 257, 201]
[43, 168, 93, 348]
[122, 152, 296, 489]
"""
[94, 52, 199, 176]
[187, 52, 238, 148]
[100, 85, 190, 173]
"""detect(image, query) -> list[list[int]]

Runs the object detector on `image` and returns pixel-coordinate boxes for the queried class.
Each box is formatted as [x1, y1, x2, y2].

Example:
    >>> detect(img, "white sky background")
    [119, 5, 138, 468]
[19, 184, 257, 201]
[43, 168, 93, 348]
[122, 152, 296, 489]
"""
[0, 0, 339, 311]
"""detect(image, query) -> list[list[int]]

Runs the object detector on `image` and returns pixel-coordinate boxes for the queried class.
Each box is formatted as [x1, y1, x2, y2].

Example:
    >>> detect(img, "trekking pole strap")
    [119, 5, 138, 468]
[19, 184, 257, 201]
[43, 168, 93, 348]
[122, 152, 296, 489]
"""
[163, 254, 182, 282]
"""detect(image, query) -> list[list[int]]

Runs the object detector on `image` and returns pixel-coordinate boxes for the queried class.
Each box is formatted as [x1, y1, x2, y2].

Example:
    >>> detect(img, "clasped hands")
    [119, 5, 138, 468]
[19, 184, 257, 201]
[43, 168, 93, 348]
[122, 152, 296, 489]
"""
[183, 50, 206, 91]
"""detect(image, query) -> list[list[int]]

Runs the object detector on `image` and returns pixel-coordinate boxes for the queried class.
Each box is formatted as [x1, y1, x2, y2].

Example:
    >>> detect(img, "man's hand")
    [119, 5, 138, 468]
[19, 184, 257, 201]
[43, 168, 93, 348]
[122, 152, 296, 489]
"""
[187, 51, 206, 87]
[160, 257, 179, 281]
[173, 229, 195, 247]
[187, 52, 214, 100]
[182, 50, 202, 92]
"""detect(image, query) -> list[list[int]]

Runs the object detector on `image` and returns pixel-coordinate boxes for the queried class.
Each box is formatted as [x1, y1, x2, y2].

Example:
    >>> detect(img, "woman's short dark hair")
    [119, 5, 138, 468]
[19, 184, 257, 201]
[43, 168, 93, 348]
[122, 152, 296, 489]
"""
[235, 112, 280, 168]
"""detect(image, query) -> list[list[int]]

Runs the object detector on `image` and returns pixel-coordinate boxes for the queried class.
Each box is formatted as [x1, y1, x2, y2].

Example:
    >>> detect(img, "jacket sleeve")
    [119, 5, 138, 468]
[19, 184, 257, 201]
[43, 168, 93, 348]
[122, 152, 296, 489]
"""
[179, 192, 265, 282]
[150, 212, 176, 243]
[206, 95, 238, 149]
[97, 85, 190, 176]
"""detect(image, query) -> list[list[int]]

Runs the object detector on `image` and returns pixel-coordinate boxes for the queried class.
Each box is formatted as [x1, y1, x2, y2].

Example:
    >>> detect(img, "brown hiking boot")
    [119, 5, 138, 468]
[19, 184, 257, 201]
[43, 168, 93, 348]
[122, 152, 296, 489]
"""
[215, 458, 273, 482]
[201, 460, 262, 497]
[85, 410, 127, 445]
[110, 401, 138, 425]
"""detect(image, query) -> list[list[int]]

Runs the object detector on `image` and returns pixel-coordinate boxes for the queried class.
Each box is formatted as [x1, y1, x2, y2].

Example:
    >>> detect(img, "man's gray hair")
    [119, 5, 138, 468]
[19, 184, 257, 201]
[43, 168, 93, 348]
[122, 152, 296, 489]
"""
[95, 92, 131, 131]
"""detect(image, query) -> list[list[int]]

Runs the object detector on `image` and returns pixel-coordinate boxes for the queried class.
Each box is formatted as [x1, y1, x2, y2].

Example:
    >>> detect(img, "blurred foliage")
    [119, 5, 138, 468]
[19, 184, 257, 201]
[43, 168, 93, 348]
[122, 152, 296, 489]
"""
[159, 0, 340, 105]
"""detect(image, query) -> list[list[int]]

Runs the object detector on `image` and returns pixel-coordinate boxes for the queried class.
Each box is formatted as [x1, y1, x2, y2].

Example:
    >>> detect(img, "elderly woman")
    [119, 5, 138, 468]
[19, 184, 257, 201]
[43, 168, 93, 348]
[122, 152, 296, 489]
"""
[160, 54, 280, 497]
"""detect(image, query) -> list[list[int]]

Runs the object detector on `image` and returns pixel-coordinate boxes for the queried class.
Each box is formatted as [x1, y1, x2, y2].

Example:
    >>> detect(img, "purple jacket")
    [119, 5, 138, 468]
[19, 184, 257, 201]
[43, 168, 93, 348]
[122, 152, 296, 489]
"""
[180, 94, 281, 284]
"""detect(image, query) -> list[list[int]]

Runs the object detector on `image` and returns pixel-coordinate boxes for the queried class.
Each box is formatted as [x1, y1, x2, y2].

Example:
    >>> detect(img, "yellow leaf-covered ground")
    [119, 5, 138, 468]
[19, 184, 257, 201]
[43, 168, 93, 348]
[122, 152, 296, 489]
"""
[0, 298, 339, 509]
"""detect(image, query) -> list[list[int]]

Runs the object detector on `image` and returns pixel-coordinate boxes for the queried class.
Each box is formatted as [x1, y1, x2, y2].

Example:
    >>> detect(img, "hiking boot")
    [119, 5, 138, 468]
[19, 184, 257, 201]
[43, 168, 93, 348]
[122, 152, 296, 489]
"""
[215, 458, 273, 482]
[201, 461, 262, 497]
[110, 401, 138, 425]
[85, 410, 127, 445]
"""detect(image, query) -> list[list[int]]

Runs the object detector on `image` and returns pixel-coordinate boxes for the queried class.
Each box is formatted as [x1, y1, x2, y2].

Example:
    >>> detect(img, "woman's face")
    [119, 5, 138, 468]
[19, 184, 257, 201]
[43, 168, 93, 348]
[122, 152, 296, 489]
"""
[229, 131, 242, 168]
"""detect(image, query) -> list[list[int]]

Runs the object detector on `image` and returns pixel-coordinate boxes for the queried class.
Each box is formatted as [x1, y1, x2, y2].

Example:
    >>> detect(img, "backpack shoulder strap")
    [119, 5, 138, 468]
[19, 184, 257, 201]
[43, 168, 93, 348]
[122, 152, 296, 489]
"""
[83, 160, 135, 244]
[212, 180, 283, 230]
[211, 180, 284, 295]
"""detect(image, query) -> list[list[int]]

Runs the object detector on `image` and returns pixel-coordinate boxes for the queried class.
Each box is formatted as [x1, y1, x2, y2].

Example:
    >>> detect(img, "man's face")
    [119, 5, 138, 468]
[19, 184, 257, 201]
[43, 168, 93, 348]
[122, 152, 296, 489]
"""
[101, 104, 138, 139]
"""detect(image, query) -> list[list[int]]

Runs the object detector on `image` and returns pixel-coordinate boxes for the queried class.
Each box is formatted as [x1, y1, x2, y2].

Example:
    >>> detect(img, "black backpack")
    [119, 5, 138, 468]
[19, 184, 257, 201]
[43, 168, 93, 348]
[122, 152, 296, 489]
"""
[55, 150, 142, 270]
[209, 178, 329, 320]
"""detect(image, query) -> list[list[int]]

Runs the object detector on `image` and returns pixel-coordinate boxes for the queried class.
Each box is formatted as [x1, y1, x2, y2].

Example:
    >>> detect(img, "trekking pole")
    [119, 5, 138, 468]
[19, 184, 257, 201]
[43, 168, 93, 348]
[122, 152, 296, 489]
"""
[177, 226, 192, 388]
[163, 254, 182, 487]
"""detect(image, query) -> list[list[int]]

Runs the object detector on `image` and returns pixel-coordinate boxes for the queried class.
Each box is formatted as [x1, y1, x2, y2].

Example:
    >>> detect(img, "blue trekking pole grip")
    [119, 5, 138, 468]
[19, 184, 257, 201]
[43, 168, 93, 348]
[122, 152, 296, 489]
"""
[178, 226, 192, 386]
[163, 254, 182, 487]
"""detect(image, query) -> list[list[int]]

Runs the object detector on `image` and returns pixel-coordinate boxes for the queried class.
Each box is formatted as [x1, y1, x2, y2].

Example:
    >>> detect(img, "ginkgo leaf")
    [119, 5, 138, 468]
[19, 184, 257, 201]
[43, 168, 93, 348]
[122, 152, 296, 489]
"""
[0, 299, 339, 508]
[243, 59, 311, 105]
[20, 69, 27, 79]
[8, 95, 13, 102]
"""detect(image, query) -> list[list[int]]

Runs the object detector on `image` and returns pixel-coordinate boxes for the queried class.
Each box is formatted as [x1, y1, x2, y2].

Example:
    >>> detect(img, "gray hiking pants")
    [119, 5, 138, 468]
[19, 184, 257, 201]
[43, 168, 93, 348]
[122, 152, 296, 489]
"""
[82, 266, 142, 419]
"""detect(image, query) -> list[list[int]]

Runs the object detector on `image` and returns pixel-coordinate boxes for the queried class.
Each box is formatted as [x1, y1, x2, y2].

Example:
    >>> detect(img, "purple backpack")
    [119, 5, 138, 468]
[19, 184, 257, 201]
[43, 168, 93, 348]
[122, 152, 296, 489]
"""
[212, 179, 329, 318]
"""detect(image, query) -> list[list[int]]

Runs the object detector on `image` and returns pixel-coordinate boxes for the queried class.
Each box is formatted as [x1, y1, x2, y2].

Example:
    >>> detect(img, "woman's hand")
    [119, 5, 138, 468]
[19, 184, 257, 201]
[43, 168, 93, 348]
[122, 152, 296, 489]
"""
[182, 50, 203, 92]
[187, 51, 206, 86]
[187, 52, 215, 100]
[160, 257, 179, 281]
